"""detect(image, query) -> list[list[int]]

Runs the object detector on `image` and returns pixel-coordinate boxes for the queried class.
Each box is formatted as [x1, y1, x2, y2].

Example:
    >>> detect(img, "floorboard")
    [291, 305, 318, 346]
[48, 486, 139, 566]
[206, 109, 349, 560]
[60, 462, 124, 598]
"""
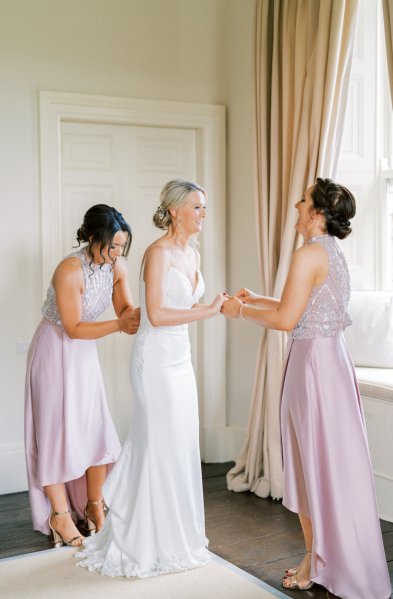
[203, 463, 393, 599]
[0, 462, 392, 598]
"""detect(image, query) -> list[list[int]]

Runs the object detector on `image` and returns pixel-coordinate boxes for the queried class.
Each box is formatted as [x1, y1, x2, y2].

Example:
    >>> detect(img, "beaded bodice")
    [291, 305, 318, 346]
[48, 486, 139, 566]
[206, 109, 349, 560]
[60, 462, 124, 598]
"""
[42, 248, 114, 327]
[289, 235, 352, 339]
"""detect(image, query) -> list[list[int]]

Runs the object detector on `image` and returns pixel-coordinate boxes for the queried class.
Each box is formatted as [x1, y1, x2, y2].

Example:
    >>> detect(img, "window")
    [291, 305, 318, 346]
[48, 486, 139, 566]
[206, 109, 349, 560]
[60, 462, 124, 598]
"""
[336, 0, 392, 291]
[384, 177, 393, 289]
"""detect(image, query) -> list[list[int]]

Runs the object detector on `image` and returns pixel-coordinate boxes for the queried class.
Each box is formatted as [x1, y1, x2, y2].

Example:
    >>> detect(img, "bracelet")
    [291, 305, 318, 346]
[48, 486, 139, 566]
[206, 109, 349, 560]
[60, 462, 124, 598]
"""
[239, 304, 246, 320]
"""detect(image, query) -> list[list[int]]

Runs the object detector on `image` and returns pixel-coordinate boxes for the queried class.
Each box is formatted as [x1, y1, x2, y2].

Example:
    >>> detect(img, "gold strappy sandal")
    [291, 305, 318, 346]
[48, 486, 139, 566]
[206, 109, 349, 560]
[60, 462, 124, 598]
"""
[84, 498, 108, 535]
[49, 509, 84, 548]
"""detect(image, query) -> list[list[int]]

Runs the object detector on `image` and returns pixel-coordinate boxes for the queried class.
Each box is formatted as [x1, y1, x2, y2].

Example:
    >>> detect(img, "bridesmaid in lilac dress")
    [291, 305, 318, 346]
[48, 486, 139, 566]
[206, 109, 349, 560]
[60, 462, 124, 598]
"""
[25, 205, 140, 548]
[222, 178, 391, 599]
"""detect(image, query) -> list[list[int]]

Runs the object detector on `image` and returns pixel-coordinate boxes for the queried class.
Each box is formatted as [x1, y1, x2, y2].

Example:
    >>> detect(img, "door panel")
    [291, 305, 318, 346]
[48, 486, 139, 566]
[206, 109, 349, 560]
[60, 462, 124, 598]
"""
[61, 122, 197, 441]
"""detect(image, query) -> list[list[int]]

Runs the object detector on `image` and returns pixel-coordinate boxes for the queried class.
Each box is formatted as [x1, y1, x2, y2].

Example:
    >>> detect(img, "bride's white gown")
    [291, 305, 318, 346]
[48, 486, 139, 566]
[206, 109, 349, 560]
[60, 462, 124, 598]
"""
[76, 266, 210, 577]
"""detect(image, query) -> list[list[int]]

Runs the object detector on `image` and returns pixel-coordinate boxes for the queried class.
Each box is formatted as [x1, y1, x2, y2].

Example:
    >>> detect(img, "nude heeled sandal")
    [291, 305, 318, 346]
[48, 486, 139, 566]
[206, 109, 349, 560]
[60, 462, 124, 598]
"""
[284, 551, 312, 578]
[49, 509, 84, 548]
[282, 576, 315, 591]
[84, 498, 108, 535]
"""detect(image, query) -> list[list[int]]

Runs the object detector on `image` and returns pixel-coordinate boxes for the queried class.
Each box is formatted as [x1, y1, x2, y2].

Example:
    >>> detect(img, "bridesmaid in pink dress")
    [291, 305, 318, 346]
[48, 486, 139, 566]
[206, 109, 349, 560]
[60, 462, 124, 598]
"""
[222, 179, 391, 599]
[25, 205, 140, 548]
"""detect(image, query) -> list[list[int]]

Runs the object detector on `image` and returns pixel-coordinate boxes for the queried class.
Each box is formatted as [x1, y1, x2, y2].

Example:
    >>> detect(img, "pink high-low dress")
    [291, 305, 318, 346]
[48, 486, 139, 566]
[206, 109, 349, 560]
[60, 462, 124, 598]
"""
[24, 248, 121, 535]
[281, 234, 391, 599]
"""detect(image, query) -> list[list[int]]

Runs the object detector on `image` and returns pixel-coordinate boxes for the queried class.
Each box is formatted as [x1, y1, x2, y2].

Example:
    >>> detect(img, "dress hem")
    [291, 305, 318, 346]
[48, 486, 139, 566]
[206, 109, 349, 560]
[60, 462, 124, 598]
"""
[38, 456, 119, 488]
[75, 546, 211, 579]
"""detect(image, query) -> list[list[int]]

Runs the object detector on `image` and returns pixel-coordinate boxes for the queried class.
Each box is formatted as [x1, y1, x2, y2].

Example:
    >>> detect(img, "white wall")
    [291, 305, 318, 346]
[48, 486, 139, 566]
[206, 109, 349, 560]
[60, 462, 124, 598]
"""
[0, 0, 259, 490]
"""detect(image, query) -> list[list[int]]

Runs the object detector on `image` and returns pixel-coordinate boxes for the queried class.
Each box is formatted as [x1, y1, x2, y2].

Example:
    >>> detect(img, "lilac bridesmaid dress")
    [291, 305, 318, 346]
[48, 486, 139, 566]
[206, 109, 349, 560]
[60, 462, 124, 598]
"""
[281, 234, 391, 599]
[24, 248, 121, 535]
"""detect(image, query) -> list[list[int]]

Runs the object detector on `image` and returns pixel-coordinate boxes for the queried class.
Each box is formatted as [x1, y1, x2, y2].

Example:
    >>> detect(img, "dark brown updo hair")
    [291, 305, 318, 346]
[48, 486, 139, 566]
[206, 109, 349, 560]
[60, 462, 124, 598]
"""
[311, 178, 356, 240]
[76, 204, 132, 265]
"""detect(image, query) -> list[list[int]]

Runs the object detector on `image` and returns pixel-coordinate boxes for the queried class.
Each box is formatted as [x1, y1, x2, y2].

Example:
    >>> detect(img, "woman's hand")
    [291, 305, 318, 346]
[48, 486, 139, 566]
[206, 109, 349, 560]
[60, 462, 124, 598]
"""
[221, 296, 242, 318]
[132, 306, 141, 322]
[235, 287, 260, 304]
[131, 306, 141, 332]
[209, 293, 228, 315]
[118, 308, 141, 335]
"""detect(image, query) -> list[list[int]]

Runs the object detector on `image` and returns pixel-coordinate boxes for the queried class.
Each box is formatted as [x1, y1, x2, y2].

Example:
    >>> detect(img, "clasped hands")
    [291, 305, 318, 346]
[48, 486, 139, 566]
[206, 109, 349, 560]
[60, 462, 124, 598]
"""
[220, 287, 258, 318]
[118, 307, 141, 334]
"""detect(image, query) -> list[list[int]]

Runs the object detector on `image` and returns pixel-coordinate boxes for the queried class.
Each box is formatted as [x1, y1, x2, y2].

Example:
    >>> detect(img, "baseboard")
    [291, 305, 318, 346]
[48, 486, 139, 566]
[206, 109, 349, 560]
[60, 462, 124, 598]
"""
[0, 444, 28, 494]
[374, 473, 393, 523]
[1, 429, 248, 495]
[202, 425, 246, 463]
[361, 393, 393, 522]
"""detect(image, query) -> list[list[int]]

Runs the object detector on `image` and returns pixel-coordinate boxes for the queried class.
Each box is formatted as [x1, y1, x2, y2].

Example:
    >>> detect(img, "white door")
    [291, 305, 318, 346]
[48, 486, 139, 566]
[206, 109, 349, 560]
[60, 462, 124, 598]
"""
[61, 122, 198, 441]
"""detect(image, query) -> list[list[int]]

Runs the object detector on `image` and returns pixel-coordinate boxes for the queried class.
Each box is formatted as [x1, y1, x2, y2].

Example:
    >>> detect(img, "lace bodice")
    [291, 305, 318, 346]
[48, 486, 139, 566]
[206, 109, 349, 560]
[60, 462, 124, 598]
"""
[138, 266, 205, 335]
[289, 235, 352, 339]
[42, 247, 114, 327]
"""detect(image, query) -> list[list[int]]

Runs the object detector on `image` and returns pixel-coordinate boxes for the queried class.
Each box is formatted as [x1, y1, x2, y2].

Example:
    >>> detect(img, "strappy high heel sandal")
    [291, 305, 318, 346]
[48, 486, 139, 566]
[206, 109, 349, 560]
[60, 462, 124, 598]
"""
[284, 551, 311, 578]
[282, 575, 314, 591]
[49, 509, 84, 548]
[84, 499, 108, 535]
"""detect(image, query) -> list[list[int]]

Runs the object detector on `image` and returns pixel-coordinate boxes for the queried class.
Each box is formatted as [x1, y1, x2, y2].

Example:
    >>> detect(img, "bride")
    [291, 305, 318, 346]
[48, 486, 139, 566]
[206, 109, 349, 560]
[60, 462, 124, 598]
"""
[76, 179, 227, 577]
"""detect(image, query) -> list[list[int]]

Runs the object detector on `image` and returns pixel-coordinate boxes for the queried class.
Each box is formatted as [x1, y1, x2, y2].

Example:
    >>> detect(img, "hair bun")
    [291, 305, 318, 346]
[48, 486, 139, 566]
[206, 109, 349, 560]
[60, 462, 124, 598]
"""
[153, 204, 171, 230]
[324, 213, 352, 240]
[76, 224, 88, 243]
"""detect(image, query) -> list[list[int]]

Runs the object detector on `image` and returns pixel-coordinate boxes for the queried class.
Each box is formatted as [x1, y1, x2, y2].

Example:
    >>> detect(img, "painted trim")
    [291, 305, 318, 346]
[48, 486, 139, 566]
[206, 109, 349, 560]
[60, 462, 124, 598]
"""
[39, 91, 227, 459]
[0, 445, 27, 493]
[203, 425, 246, 463]
[211, 553, 288, 598]
[374, 470, 393, 483]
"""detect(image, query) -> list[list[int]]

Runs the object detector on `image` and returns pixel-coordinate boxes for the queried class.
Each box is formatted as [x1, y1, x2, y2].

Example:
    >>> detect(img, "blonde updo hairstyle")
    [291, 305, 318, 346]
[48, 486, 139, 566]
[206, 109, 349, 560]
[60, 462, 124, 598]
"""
[153, 179, 206, 230]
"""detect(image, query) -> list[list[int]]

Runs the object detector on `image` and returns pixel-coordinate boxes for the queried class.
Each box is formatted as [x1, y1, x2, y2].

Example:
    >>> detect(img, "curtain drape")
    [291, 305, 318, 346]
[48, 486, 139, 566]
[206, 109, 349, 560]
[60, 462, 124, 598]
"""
[227, 0, 359, 500]
[383, 0, 393, 106]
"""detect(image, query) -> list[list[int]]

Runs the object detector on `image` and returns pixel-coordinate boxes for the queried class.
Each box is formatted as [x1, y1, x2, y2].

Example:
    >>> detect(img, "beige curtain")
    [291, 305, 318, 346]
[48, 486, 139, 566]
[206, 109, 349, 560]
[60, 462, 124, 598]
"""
[227, 0, 359, 500]
[383, 0, 393, 105]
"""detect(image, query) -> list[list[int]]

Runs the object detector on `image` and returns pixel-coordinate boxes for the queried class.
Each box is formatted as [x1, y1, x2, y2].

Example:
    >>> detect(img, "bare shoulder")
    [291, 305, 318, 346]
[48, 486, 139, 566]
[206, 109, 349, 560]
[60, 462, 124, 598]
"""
[289, 243, 325, 278]
[295, 242, 326, 264]
[113, 256, 128, 282]
[52, 257, 84, 295]
[291, 242, 328, 287]
[143, 243, 171, 269]
[53, 256, 83, 283]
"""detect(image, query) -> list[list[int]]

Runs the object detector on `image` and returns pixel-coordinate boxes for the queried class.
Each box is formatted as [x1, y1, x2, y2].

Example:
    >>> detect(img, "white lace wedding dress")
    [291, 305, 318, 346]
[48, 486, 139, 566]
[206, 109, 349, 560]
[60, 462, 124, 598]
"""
[76, 266, 210, 577]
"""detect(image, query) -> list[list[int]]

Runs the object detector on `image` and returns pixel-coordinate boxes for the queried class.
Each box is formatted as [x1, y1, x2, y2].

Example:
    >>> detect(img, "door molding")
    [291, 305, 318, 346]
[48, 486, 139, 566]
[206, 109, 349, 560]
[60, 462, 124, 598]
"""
[39, 91, 228, 460]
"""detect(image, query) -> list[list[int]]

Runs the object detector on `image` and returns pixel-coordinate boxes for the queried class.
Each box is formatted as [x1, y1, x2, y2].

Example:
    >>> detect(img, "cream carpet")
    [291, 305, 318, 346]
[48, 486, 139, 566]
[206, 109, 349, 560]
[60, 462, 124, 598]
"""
[0, 548, 287, 599]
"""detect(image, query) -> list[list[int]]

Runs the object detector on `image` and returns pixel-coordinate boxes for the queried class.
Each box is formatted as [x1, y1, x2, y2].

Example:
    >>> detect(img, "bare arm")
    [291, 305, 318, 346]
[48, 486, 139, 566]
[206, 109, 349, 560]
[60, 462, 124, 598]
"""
[234, 287, 280, 309]
[189, 251, 224, 311]
[144, 246, 225, 326]
[222, 245, 327, 331]
[53, 258, 136, 339]
[111, 258, 140, 332]
[112, 258, 135, 317]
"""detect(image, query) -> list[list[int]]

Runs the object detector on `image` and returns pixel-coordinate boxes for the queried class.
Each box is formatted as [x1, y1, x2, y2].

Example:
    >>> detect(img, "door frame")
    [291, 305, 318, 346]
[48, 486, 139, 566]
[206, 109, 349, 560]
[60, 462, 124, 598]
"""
[39, 90, 228, 461]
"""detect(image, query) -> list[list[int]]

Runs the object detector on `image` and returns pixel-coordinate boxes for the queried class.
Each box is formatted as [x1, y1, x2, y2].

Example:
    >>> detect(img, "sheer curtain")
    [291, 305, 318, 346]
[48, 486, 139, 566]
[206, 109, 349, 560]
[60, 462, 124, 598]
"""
[227, 0, 359, 499]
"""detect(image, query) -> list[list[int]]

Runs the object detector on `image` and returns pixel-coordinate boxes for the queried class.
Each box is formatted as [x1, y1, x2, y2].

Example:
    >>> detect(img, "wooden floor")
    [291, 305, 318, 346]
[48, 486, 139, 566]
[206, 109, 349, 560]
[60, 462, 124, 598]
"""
[1, 462, 392, 598]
